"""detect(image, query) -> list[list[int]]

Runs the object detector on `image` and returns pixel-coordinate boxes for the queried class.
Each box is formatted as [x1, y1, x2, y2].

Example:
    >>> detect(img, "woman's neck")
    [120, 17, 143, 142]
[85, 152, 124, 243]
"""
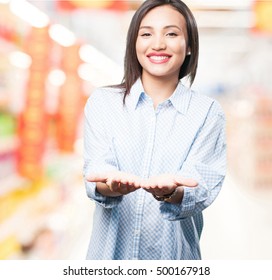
[141, 75, 179, 109]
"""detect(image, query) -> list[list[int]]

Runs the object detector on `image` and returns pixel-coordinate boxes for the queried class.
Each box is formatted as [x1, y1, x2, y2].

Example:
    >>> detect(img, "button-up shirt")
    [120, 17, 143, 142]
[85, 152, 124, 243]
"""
[83, 78, 226, 260]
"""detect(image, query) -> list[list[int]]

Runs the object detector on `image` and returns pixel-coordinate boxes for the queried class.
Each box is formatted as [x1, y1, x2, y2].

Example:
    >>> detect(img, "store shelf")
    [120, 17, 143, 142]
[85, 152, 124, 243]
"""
[0, 153, 93, 260]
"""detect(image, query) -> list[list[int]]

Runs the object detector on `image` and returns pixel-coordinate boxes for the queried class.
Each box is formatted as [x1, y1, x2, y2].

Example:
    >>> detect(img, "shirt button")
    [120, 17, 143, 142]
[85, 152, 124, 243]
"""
[134, 230, 140, 236]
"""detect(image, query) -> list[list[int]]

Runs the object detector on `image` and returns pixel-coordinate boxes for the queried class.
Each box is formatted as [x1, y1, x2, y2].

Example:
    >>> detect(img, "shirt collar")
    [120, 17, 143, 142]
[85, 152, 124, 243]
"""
[169, 81, 192, 115]
[126, 78, 192, 115]
[126, 78, 145, 110]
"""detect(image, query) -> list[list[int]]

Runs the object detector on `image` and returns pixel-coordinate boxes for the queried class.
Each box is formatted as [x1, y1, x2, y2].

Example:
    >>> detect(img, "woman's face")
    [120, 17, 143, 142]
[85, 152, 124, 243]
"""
[136, 5, 189, 82]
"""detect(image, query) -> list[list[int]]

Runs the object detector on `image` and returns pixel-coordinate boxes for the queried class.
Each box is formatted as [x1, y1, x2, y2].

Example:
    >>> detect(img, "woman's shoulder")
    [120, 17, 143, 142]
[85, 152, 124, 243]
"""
[186, 87, 225, 116]
[187, 87, 212, 103]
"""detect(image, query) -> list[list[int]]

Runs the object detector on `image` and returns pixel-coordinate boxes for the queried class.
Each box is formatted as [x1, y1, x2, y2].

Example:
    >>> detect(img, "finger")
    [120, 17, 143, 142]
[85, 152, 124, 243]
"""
[174, 177, 198, 187]
[127, 184, 137, 192]
[149, 177, 159, 188]
[86, 174, 107, 183]
[119, 173, 134, 185]
[139, 178, 149, 189]
[120, 182, 137, 194]
[132, 178, 141, 189]
[117, 182, 127, 193]
[120, 178, 129, 185]
[127, 176, 137, 186]
[111, 180, 121, 192]
[121, 180, 137, 191]
[125, 174, 138, 185]
[125, 174, 140, 189]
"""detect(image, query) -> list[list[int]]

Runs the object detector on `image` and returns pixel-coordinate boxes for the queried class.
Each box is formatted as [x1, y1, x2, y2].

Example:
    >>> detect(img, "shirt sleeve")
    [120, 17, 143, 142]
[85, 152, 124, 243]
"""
[160, 100, 227, 220]
[83, 89, 123, 208]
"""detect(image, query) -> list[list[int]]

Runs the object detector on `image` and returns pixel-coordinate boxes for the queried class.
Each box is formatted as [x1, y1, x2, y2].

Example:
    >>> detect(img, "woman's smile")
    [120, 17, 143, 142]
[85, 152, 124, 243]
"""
[147, 52, 172, 64]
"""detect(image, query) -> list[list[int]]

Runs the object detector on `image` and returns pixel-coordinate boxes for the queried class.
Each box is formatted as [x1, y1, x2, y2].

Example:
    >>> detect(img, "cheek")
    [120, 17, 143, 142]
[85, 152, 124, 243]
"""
[136, 38, 146, 54]
[135, 39, 148, 65]
[135, 40, 141, 59]
[172, 40, 187, 54]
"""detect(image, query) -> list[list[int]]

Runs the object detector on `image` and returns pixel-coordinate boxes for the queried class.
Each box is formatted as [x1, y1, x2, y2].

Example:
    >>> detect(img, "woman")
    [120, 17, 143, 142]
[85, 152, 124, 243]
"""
[83, 0, 226, 260]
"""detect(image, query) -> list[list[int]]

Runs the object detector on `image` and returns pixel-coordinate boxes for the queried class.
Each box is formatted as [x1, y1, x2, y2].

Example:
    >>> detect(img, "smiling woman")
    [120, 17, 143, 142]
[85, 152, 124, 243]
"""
[135, 5, 190, 107]
[83, 0, 226, 260]
[119, 0, 199, 103]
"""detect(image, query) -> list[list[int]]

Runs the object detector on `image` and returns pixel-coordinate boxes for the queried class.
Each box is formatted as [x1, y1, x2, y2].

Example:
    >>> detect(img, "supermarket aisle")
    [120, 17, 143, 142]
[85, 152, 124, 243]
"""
[201, 174, 272, 259]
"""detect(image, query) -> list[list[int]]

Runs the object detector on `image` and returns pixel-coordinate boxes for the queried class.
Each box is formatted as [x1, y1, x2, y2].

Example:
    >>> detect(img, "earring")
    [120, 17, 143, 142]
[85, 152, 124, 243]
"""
[187, 51, 191, 55]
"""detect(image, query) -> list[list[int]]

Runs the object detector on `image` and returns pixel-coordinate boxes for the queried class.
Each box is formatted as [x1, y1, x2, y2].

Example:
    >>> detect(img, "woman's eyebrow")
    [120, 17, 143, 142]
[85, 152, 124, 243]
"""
[139, 25, 181, 30]
[139, 26, 152, 30]
[164, 25, 182, 30]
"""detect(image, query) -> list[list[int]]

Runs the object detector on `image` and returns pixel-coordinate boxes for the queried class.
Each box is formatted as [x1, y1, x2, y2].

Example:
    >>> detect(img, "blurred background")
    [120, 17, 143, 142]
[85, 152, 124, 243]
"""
[0, 0, 272, 260]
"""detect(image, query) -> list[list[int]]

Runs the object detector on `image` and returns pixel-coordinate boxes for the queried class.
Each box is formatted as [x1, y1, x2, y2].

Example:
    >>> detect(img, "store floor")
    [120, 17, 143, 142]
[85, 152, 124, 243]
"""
[75, 175, 272, 260]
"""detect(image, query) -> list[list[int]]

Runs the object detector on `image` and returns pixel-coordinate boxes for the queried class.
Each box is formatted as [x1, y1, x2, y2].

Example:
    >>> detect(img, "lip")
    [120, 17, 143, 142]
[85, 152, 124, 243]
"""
[147, 52, 172, 64]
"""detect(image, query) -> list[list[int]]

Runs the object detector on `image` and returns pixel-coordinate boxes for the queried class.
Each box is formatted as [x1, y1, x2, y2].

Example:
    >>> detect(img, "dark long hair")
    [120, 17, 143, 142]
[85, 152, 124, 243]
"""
[116, 0, 199, 103]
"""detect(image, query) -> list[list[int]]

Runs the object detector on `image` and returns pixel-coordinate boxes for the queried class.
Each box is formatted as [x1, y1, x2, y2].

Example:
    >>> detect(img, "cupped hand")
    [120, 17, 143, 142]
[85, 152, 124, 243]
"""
[140, 174, 198, 197]
[87, 171, 141, 195]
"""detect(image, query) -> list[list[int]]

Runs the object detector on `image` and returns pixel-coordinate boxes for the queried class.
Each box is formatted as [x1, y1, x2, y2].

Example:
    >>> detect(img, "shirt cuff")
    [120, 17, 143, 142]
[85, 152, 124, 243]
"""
[85, 181, 123, 208]
[159, 187, 196, 221]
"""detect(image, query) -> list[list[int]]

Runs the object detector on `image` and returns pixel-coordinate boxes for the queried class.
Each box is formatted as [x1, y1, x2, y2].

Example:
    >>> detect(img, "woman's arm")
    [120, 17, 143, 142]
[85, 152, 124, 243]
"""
[159, 101, 226, 220]
[83, 90, 128, 207]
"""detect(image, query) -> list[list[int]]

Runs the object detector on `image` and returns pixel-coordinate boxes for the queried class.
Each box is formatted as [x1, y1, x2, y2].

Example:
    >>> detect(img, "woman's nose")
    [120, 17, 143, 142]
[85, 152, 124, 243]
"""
[151, 36, 166, 50]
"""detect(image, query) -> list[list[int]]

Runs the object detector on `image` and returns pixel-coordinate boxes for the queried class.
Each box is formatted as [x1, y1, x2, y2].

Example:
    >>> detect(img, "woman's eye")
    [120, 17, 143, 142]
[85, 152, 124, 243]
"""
[140, 33, 151, 37]
[167, 32, 178, 37]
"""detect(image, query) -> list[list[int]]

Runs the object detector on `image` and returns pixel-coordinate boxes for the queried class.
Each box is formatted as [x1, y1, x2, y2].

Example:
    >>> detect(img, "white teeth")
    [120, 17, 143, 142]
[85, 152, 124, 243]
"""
[149, 56, 169, 61]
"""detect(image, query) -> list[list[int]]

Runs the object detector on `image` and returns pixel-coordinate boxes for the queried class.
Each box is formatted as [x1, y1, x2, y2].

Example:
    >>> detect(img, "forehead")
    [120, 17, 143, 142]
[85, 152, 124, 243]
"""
[140, 5, 187, 29]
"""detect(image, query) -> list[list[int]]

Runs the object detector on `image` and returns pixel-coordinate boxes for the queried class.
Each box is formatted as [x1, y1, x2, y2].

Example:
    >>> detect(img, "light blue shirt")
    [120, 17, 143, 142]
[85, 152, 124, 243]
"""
[83, 78, 226, 260]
